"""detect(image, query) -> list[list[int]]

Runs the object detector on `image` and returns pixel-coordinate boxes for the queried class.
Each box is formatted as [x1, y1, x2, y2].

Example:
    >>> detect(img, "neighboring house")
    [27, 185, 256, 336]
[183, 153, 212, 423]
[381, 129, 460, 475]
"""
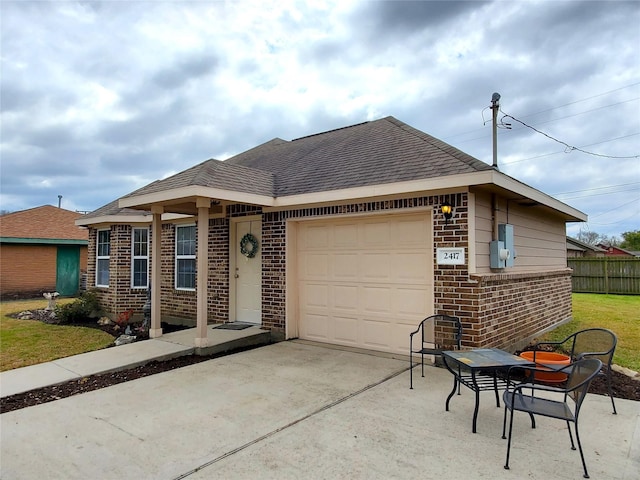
[595, 243, 638, 257]
[0, 205, 88, 299]
[77, 116, 586, 354]
[566, 236, 606, 258]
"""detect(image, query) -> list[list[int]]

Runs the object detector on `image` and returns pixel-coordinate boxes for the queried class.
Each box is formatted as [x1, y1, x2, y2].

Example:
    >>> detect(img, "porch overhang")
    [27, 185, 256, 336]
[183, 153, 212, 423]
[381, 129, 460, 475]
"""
[116, 170, 585, 222]
[118, 185, 274, 215]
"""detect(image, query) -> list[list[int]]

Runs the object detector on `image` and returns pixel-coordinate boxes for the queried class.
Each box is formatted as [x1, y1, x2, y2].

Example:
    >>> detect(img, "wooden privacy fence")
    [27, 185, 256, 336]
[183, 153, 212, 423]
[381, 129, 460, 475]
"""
[568, 258, 640, 294]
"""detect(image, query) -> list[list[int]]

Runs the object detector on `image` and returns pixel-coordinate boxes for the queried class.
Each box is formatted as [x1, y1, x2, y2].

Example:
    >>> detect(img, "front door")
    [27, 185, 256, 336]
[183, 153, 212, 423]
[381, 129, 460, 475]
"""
[234, 219, 262, 324]
[56, 246, 80, 296]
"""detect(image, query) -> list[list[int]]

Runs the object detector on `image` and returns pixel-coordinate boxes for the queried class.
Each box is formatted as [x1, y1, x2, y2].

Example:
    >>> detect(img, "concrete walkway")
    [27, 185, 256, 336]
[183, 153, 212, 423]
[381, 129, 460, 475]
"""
[0, 324, 269, 398]
[1, 341, 638, 480]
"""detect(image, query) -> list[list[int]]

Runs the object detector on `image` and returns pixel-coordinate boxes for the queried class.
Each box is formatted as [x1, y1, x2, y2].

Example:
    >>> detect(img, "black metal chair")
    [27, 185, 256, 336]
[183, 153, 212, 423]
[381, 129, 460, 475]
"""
[502, 358, 602, 479]
[409, 314, 462, 389]
[532, 328, 618, 414]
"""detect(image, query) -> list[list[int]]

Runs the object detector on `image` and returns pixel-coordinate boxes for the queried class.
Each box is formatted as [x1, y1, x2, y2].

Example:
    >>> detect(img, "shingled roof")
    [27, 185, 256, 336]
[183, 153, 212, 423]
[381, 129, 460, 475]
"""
[0, 205, 88, 241]
[116, 116, 492, 202]
[120, 159, 275, 200]
[225, 116, 493, 196]
[79, 115, 585, 223]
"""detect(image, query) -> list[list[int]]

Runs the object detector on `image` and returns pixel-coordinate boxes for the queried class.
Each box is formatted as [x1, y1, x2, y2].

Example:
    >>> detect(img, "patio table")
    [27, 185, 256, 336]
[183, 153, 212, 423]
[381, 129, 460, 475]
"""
[442, 348, 535, 433]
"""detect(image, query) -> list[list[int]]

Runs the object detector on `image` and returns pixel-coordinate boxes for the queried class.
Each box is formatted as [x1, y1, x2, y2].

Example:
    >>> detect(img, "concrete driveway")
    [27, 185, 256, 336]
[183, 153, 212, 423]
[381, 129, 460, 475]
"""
[1, 342, 638, 479]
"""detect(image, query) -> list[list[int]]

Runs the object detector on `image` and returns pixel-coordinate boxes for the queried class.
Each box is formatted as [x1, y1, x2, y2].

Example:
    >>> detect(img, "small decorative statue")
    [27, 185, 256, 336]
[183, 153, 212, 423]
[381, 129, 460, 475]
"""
[43, 292, 60, 311]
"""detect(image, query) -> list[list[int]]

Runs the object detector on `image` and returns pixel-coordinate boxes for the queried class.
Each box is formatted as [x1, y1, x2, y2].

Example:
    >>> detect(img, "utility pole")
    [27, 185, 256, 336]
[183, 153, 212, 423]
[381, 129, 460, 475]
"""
[491, 92, 500, 169]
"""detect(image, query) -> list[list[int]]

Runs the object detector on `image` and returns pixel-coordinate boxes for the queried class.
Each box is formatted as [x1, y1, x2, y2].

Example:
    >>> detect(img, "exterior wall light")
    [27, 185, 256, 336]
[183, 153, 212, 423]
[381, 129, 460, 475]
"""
[441, 201, 453, 224]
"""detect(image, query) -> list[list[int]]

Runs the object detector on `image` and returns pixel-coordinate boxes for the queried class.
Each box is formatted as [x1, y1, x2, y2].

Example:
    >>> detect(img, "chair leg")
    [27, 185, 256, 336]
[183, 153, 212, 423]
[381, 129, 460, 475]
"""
[606, 372, 617, 414]
[410, 351, 413, 389]
[504, 407, 516, 470]
[574, 423, 590, 478]
[421, 353, 425, 378]
[566, 421, 576, 450]
[501, 404, 508, 439]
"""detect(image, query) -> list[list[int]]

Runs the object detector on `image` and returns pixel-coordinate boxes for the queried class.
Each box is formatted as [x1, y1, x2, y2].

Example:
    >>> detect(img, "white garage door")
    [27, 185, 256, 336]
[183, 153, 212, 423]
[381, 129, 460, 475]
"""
[297, 213, 433, 355]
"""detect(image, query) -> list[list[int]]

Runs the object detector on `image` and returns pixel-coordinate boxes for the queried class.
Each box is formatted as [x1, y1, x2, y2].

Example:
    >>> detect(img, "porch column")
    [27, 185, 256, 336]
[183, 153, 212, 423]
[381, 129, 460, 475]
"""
[149, 206, 163, 338]
[195, 198, 210, 347]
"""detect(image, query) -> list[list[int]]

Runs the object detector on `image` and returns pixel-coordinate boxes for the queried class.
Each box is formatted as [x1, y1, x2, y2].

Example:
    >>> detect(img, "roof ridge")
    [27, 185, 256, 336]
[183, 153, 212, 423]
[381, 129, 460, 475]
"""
[291, 119, 374, 142]
[385, 116, 492, 172]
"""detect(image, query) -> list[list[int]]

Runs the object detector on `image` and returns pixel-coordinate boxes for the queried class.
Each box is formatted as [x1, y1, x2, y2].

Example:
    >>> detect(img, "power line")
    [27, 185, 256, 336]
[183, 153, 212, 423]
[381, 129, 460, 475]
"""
[517, 82, 640, 120]
[500, 111, 640, 159]
[502, 133, 640, 164]
[441, 82, 640, 141]
[511, 98, 639, 129]
[589, 197, 640, 219]
[557, 188, 640, 201]
[552, 182, 640, 196]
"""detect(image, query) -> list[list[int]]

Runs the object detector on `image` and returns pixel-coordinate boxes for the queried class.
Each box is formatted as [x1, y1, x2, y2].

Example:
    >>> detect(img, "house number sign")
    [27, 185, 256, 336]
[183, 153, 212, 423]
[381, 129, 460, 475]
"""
[436, 247, 465, 265]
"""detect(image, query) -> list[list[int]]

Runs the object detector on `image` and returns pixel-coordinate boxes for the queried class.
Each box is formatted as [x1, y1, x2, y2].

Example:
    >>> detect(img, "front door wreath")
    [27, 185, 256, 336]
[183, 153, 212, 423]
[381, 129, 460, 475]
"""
[240, 233, 259, 258]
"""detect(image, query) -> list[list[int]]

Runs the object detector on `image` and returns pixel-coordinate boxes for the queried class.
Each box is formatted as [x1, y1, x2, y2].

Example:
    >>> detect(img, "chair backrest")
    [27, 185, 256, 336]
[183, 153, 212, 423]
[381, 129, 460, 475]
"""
[420, 314, 462, 351]
[568, 328, 617, 368]
[565, 358, 603, 411]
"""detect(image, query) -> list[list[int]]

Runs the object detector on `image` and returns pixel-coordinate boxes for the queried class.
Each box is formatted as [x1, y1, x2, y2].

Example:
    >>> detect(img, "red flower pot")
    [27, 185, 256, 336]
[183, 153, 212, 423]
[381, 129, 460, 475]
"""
[519, 351, 571, 383]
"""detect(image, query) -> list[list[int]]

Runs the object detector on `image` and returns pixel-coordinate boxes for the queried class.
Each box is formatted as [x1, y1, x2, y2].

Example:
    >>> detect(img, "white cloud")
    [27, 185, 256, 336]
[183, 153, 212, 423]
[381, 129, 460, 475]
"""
[0, 0, 638, 238]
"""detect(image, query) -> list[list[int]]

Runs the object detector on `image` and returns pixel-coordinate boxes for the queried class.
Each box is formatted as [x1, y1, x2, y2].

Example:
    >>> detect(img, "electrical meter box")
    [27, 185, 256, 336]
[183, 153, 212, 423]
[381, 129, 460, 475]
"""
[490, 224, 515, 269]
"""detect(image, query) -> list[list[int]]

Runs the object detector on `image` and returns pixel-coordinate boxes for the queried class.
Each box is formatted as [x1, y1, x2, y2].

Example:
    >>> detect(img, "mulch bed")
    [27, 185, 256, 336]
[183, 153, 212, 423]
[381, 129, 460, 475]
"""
[1, 315, 638, 414]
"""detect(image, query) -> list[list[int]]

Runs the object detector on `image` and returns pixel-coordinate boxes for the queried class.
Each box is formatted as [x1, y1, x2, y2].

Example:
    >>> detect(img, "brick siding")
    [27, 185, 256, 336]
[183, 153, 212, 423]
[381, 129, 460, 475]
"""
[0, 244, 88, 299]
[87, 191, 571, 350]
[0, 245, 57, 297]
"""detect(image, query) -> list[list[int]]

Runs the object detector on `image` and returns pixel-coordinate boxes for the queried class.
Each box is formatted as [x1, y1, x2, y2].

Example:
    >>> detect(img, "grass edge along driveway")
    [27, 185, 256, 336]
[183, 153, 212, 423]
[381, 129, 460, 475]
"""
[540, 293, 639, 372]
[1, 298, 114, 372]
[1, 293, 638, 372]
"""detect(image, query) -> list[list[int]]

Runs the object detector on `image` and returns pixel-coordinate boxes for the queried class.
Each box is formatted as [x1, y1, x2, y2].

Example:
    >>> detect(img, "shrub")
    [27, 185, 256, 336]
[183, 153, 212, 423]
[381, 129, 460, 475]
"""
[54, 290, 102, 324]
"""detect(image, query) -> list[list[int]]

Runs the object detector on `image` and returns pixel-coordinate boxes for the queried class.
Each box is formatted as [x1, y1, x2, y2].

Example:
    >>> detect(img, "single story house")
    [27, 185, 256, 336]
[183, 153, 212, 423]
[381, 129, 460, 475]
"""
[1, 205, 88, 299]
[566, 236, 606, 258]
[596, 243, 639, 257]
[77, 117, 586, 355]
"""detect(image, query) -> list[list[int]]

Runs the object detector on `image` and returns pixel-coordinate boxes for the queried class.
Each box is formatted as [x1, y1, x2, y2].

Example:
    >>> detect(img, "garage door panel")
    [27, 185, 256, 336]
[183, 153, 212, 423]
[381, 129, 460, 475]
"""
[302, 283, 329, 309]
[302, 313, 331, 341]
[362, 221, 391, 245]
[394, 253, 429, 281]
[334, 223, 358, 247]
[333, 316, 358, 344]
[298, 213, 433, 355]
[362, 319, 392, 349]
[361, 286, 392, 314]
[361, 253, 391, 281]
[391, 321, 423, 352]
[303, 225, 330, 248]
[334, 285, 359, 311]
[397, 218, 430, 245]
[333, 253, 358, 279]
[393, 287, 430, 317]
[301, 253, 329, 278]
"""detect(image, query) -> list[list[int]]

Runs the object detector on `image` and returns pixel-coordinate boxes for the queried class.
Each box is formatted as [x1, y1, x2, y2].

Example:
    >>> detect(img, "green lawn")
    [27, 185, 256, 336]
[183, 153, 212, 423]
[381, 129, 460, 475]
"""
[540, 293, 640, 372]
[0, 298, 114, 372]
[1, 293, 638, 373]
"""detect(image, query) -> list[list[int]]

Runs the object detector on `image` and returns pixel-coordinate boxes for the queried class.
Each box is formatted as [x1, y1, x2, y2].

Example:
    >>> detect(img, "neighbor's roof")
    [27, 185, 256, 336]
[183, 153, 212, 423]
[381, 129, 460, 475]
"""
[566, 236, 607, 253]
[0, 205, 88, 243]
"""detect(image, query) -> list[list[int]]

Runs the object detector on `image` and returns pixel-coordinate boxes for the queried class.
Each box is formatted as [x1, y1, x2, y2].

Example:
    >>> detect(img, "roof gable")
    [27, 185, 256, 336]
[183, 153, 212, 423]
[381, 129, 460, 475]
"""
[225, 116, 493, 196]
[0, 205, 88, 241]
[120, 158, 275, 200]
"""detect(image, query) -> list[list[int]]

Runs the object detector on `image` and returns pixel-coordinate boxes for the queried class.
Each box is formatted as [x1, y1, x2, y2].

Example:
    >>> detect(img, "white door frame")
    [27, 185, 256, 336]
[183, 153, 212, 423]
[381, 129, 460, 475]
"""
[229, 215, 262, 323]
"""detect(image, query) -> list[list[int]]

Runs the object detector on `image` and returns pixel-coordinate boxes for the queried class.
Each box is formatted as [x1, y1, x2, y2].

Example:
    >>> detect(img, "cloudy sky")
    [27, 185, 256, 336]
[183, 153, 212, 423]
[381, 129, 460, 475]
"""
[1, 0, 638, 239]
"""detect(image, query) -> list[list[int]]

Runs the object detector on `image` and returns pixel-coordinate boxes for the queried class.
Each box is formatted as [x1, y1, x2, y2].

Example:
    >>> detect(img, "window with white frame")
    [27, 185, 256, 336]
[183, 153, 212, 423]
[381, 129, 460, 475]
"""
[96, 229, 110, 287]
[175, 224, 196, 290]
[131, 227, 149, 288]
